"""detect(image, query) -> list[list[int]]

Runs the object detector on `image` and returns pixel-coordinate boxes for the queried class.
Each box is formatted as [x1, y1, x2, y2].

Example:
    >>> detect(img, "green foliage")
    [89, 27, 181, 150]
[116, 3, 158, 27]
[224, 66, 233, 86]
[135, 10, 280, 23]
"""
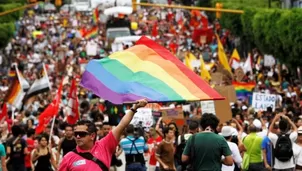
[0, 0, 26, 4]
[217, 6, 302, 67]
[211, 0, 279, 8]
[0, 22, 15, 48]
[0, 3, 23, 23]
[0, 2, 24, 48]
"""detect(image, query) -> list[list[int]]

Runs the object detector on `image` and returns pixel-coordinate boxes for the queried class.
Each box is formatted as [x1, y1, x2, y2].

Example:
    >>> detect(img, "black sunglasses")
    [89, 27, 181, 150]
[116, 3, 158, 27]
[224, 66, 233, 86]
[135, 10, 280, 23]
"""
[74, 131, 90, 138]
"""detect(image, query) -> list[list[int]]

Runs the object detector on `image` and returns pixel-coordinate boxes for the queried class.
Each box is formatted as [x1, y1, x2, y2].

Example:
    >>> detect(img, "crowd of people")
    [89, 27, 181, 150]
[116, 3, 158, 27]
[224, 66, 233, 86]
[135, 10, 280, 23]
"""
[0, 1, 301, 171]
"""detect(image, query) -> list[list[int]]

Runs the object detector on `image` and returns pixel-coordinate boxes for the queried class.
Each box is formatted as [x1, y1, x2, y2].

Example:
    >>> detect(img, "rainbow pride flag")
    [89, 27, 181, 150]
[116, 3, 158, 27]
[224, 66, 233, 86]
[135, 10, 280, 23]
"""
[92, 8, 99, 24]
[81, 36, 224, 104]
[84, 26, 98, 39]
[233, 81, 256, 100]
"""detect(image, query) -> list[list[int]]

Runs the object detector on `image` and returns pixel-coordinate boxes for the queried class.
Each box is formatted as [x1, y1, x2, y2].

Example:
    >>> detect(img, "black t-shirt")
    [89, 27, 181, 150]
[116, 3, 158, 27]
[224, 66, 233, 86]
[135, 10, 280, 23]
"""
[7, 136, 27, 164]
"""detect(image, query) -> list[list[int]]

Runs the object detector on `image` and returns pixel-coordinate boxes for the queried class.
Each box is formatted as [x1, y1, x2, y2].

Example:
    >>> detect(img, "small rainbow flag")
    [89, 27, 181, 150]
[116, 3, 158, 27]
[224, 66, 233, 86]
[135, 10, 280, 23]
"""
[84, 26, 98, 39]
[80, 36, 224, 104]
[92, 8, 99, 24]
[233, 81, 256, 100]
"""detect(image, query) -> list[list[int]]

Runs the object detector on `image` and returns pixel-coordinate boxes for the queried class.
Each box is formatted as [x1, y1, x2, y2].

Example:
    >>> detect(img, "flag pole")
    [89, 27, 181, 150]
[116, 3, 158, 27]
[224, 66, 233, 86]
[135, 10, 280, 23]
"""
[48, 115, 56, 147]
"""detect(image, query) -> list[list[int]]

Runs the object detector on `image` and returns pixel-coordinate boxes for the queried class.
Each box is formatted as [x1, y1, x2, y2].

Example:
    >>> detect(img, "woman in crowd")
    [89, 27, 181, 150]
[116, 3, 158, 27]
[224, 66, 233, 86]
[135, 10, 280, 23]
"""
[31, 134, 57, 171]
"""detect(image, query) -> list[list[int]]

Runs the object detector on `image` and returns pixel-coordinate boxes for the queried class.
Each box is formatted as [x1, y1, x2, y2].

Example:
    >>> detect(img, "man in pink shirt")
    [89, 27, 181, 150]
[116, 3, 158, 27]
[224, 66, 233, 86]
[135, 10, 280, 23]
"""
[59, 99, 148, 171]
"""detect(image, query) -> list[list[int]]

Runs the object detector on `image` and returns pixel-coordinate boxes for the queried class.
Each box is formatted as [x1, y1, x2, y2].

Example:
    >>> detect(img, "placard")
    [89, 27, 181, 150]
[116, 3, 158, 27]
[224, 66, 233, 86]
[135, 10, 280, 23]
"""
[200, 101, 215, 114]
[129, 108, 154, 128]
[264, 55, 275, 67]
[214, 99, 232, 124]
[161, 107, 184, 119]
[252, 93, 276, 111]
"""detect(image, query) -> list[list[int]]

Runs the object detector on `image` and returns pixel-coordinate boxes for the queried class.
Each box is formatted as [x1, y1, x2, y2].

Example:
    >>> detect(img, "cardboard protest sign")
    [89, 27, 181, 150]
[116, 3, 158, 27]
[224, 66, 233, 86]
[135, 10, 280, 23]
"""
[214, 85, 237, 103]
[214, 99, 232, 124]
[161, 107, 184, 119]
[129, 108, 154, 128]
[252, 93, 276, 111]
[210, 72, 224, 85]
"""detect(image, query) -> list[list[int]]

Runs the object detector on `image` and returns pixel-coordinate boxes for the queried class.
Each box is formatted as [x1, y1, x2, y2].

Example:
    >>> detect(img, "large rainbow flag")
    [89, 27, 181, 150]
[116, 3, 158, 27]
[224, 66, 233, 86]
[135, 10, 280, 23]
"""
[80, 36, 224, 104]
[233, 81, 256, 100]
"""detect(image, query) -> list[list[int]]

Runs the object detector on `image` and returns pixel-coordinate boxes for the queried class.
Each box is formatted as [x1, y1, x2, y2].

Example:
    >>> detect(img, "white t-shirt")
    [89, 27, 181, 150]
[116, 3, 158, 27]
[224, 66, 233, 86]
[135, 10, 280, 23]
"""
[268, 132, 298, 169]
[295, 144, 302, 166]
[222, 141, 242, 171]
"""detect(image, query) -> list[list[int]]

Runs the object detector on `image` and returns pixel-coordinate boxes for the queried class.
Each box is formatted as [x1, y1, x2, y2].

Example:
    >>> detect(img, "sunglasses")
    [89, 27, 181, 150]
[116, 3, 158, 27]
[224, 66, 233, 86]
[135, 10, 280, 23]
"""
[74, 131, 90, 138]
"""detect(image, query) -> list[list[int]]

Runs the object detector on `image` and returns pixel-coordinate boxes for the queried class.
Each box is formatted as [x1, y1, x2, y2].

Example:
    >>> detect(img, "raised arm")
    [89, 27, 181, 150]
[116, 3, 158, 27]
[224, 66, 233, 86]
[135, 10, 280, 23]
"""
[112, 99, 148, 140]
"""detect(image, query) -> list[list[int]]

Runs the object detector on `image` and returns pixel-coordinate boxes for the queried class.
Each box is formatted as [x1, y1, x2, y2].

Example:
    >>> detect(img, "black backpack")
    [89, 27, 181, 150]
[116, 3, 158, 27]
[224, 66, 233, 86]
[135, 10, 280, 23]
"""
[176, 135, 188, 165]
[274, 133, 293, 162]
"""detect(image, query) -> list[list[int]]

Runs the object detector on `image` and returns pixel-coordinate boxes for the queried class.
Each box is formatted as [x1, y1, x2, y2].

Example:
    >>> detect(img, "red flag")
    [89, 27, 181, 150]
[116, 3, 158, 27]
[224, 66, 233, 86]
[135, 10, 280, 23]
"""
[35, 80, 63, 134]
[151, 22, 158, 37]
[66, 79, 79, 125]
[0, 104, 7, 124]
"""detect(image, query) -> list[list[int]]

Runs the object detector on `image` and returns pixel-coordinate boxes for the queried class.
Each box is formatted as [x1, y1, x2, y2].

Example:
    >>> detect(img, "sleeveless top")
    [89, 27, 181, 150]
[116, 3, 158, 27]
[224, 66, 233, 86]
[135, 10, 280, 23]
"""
[35, 148, 52, 171]
[61, 137, 77, 156]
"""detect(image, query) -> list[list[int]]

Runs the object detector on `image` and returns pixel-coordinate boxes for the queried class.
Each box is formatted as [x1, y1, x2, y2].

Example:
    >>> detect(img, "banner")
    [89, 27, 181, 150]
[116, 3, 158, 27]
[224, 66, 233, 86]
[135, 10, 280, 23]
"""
[252, 93, 276, 111]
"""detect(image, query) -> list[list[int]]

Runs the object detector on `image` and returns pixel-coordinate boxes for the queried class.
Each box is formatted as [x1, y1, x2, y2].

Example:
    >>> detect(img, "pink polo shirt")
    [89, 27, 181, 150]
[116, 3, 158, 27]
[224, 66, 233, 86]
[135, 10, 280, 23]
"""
[59, 131, 118, 171]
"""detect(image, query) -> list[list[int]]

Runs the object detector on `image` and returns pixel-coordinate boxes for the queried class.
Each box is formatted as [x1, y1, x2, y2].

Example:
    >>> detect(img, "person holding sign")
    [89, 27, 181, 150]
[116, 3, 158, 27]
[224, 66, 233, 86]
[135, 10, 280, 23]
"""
[59, 99, 148, 171]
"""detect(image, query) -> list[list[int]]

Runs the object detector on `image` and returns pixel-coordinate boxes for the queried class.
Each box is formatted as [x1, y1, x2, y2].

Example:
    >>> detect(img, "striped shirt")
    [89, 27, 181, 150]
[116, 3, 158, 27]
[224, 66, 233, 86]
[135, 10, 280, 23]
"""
[120, 136, 148, 154]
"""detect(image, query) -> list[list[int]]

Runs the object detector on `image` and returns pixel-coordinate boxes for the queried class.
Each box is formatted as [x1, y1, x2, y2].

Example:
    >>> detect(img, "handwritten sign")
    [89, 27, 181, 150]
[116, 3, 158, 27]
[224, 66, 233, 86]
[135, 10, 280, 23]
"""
[129, 108, 154, 128]
[252, 93, 276, 111]
[200, 101, 216, 115]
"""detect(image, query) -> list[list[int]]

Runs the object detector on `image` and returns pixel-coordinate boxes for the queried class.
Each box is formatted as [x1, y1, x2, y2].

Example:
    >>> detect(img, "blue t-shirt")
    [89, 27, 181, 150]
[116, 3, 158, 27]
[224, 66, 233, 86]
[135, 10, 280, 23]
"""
[261, 136, 272, 166]
[0, 143, 6, 171]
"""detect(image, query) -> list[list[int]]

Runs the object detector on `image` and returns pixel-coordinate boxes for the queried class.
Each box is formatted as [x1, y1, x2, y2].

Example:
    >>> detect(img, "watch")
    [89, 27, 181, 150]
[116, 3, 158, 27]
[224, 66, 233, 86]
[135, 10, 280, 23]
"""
[130, 108, 137, 113]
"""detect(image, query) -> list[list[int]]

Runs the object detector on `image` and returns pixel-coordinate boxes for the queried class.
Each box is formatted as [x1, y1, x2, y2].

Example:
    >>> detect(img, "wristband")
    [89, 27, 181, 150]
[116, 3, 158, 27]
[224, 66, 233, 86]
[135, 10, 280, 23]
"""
[130, 108, 137, 113]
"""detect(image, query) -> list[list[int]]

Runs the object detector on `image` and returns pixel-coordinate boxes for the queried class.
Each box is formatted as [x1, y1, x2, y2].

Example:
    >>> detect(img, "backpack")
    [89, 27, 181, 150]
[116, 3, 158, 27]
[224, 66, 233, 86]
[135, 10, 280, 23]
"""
[176, 134, 188, 165]
[274, 133, 293, 162]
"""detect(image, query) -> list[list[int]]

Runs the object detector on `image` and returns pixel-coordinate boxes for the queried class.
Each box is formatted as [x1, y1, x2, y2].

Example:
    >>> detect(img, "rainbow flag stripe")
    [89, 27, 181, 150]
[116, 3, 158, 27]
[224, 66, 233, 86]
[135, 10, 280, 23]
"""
[233, 81, 256, 99]
[92, 8, 99, 24]
[85, 27, 98, 39]
[81, 36, 224, 104]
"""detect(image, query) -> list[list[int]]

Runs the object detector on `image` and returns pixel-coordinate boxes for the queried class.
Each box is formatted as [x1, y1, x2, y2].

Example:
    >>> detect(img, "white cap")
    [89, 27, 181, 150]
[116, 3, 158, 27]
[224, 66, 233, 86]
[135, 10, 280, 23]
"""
[242, 105, 248, 110]
[253, 119, 262, 129]
[219, 126, 234, 137]
[298, 126, 302, 134]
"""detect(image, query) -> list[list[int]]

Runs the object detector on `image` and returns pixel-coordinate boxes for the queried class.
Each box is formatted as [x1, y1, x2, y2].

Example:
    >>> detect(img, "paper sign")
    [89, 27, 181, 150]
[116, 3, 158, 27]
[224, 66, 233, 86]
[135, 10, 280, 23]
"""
[252, 93, 276, 111]
[264, 55, 275, 67]
[200, 101, 215, 115]
[86, 42, 97, 56]
[129, 108, 154, 128]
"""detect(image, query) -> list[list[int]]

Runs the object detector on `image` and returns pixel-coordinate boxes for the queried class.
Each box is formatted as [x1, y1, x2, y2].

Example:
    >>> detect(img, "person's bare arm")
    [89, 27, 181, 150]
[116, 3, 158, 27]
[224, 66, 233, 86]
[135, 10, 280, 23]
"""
[181, 154, 189, 163]
[262, 149, 271, 169]
[232, 118, 243, 134]
[269, 113, 281, 133]
[283, 115, 298, 132]
[31, 149, 40, 162]
[155, 117, 164, 137]
[50, 150, 58, 171]
[112, 99, 147, 140]
[222, 155, 233, 166]
[56, 138, 64, 164]
[1, 156, 7, 171]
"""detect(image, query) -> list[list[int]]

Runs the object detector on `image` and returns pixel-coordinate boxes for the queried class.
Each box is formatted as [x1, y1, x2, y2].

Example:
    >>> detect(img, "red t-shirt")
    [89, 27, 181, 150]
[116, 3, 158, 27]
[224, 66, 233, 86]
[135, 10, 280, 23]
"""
[147, 136, 163, 166]
[25, 138, 35, 168]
